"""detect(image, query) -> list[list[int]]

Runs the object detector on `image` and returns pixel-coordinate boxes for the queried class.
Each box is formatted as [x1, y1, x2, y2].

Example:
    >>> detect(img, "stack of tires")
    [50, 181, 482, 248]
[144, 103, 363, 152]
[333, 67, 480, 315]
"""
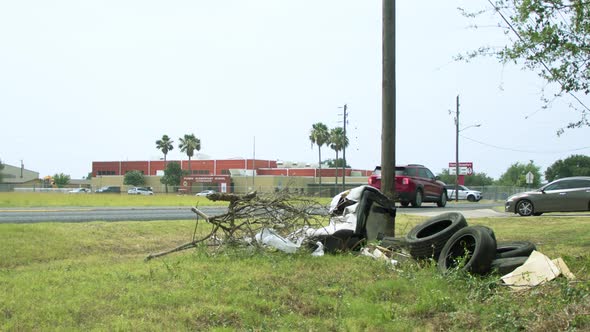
[381, 212, 536, 275]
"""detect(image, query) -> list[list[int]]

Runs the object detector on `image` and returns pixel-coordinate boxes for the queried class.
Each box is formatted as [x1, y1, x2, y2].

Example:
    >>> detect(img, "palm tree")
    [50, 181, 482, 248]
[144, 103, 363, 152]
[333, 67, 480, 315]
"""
[156, 135, 174, 193]
[178, 134, 201, 174]
[156, 135, 174, 165]
[309, 122, 330, 187]
[329, 127, 348, 185]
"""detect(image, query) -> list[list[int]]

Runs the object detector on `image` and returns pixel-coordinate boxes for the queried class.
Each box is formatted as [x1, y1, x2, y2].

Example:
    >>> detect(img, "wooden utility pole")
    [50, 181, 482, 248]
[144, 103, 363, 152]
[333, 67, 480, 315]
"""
[455, 95, 460, 202]
[342, 104, 347, 192]
[381, 0, 396, 201]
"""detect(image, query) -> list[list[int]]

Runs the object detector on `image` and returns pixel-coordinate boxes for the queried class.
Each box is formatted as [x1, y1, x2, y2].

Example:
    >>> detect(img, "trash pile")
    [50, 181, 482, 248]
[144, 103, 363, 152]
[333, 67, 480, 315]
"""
[378, 209, 576, 287]
[254, 185, 396, 255]
[147, 185, 576, 288]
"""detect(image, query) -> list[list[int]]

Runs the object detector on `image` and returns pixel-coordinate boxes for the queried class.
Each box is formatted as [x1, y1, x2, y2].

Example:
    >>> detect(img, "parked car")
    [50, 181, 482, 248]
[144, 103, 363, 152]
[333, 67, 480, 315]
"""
[368, 164, 447, 208]
[127, 187, 154, 195]
[195, 190, 216, 197]
[68, 188, 91, 194]
[444, 185, 482, 202]
[95, 186, 121, 194]
[505, 176, 590, 216]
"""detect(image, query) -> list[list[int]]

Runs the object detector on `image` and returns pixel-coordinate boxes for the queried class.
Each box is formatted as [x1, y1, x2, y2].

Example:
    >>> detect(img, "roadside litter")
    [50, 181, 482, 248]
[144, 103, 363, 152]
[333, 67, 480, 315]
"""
[145, 185, 576, 289]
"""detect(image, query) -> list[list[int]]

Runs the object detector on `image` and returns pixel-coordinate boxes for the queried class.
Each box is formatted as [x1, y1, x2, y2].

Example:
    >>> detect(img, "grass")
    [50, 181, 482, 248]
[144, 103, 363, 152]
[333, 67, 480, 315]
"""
[0, 192, 334, 208]
[1, 214, 589, 330]
[0, 192, 229, 208]
[0, 193, 589, 330]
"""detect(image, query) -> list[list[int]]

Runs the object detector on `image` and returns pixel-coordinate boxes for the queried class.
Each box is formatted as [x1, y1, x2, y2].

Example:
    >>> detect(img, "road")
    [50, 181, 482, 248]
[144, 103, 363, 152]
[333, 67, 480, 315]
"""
[0, 203, 507, 224]
[0, 206, 228, 223]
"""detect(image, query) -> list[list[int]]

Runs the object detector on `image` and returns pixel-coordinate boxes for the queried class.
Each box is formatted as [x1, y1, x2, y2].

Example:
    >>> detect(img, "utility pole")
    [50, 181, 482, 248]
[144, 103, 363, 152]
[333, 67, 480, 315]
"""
[342, 104, 347, 192]
[381, 0, 396, 201]
[455, 95, 460, 202]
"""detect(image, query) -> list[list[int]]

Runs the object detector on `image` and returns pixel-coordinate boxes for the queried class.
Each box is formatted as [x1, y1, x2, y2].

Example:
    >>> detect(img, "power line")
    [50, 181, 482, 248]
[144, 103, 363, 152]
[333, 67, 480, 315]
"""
[460, 134, 590, 154]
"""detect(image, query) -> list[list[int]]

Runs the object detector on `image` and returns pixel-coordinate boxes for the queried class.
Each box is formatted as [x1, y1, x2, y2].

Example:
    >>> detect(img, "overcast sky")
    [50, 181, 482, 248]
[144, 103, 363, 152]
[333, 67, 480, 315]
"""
[1, 1, 588, 181]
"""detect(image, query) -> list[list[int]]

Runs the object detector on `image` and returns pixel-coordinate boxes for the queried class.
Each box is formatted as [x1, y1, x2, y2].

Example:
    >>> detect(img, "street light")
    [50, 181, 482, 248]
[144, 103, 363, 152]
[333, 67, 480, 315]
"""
[452, 95, 481, 202]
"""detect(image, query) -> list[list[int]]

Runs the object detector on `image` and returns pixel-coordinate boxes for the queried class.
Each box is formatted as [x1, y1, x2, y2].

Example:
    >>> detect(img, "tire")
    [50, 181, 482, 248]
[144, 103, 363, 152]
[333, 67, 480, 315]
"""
[490, 256, 529, 275]
[379, 236, 408, 251]
[516, 200, 534, 216]
[467, 195, 476, 202]
[437, 226, 497, 275]
[400, 201, 410, 207]
[437, 190, 448, 207]
[411, 190, 423, 208]
[471, 225, 496, 243]
[405, 212, 468, 260]
[496, 241, 536, 259]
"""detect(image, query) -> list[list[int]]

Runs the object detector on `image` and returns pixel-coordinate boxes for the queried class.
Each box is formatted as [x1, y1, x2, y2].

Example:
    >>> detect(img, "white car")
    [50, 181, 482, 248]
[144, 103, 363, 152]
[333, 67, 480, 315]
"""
[444, 185, 482, 202]
[68, 188, 91, 194]
[127, 187, 154, 195]
[195, 190, 216, 197]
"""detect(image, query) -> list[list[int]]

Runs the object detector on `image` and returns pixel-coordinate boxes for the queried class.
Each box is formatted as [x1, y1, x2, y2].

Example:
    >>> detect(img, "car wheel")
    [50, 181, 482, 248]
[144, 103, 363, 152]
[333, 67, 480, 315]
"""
[411, 190, 423, 208]
[516, 200, 534, 216]
[437, 190, 447, 207]
[467, 195, 476, 202]
[437, 226, 497, 275]
[400, 201, 409, 207]
[405, 212, 468, 260]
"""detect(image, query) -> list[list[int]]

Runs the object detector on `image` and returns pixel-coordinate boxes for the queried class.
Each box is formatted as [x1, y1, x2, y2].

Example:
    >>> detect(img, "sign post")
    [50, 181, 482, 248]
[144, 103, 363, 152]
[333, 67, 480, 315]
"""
[526, 171, 534, 189]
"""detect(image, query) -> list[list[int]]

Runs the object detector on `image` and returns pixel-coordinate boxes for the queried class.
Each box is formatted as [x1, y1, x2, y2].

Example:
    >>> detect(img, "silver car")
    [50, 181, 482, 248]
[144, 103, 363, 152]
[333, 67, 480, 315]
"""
[444, 185, 482, 202]
[127, 187, 154, 195]
[505, 176, 590, 216]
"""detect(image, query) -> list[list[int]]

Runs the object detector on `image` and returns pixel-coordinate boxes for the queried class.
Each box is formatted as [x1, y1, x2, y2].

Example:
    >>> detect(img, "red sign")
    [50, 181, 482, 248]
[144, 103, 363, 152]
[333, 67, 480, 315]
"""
[448, 162, 474, 176]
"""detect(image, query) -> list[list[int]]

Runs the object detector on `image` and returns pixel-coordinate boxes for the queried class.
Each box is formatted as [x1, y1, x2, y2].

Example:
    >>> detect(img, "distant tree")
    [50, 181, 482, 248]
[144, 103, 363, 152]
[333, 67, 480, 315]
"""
[156, 135, 174, 164]
[0, 159, 4, 183]
[124, 170, 145, 187]
[437, 169, 494, 187]
[545, 154, 590, 182]
[160, 162, 185, 189]
[156, 134, 175, 192]
[85, 172, 93, 180]
[179, 134, 201, 174]
[326, 159, 348, 168]
[459, 0, 590, 133]
[309, 123, 330, 187]
[53, 173, 71, 188]
[329, 127, 348, 184]
[496, 161, 542, 187]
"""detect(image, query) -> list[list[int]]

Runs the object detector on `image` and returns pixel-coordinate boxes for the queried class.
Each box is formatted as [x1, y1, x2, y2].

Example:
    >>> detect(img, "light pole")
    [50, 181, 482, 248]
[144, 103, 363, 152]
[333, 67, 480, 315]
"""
[453, 95, 480, 202]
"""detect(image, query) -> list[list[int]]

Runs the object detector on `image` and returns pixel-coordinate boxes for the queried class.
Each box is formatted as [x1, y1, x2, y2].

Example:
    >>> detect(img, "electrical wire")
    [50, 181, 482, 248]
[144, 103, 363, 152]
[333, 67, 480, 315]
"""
[460, 134, 590, 154]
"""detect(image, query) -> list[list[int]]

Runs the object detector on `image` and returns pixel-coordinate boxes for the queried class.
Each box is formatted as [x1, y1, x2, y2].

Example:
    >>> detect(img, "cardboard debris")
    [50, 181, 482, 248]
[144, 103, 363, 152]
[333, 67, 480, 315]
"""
[501, 250, 575, 289]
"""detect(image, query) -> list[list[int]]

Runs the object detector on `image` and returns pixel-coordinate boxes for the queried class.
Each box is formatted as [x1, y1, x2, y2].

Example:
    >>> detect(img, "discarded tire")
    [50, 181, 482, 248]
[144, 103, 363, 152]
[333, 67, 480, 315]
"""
[437, 225, 497, 275]
[490, 256, 529, 275]
[496, 241, 537, 259]
[379, 236, 408, 251]
[405, 212, 468, 260]
[471, 225, 496, 242]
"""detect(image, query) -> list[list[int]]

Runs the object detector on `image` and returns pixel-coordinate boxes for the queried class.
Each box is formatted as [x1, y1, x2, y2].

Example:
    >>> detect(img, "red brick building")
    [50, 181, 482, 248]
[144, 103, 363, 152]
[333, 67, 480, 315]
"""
[92, 159, 372, 178]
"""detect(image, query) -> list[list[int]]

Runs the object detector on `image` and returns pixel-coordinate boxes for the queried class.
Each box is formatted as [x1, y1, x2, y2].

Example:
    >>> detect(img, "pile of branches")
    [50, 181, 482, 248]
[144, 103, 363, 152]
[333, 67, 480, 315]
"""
[146, 190, 327, 260]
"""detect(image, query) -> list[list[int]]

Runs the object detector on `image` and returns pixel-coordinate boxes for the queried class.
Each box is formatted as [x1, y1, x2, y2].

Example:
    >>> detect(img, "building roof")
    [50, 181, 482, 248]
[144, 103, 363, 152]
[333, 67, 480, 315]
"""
[1, 163, 40, 184]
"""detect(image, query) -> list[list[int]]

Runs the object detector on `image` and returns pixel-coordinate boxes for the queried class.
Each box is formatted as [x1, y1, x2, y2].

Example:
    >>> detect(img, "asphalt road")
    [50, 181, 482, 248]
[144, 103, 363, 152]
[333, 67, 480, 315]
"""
[0, 203, 506, 223]
[0, 206, 229, 223]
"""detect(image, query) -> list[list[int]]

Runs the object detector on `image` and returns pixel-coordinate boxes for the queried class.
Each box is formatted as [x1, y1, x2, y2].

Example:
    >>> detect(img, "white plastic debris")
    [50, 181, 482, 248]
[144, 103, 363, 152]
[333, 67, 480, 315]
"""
[311, 242, 324, 257]
[255, 228, 302, 254]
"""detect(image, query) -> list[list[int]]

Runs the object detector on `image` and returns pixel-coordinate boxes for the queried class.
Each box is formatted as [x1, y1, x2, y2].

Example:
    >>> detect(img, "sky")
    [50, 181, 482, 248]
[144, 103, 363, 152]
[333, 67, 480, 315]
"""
[1, 1, 588, 181]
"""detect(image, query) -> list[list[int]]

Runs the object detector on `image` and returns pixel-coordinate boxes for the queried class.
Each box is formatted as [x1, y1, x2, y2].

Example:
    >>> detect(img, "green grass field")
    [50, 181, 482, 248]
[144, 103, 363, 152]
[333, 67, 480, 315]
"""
[0, 193, 589, 330]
